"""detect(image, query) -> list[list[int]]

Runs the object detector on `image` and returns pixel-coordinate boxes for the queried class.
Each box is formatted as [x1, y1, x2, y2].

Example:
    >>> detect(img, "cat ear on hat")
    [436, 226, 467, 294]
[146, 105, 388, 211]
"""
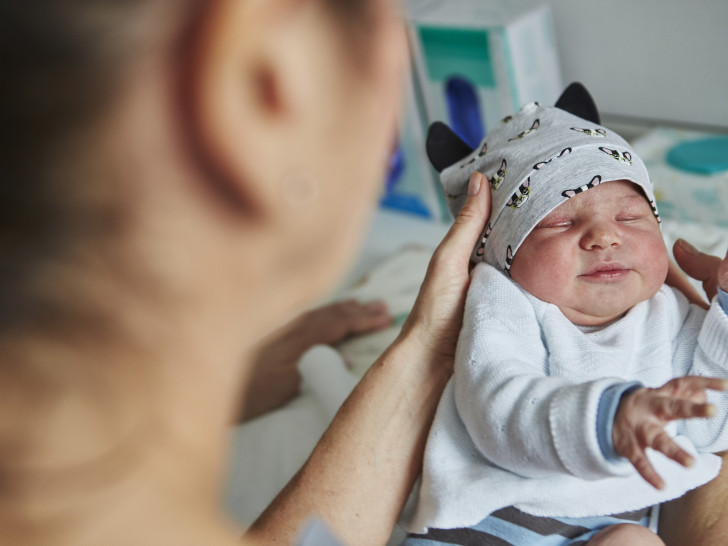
[426, 83, 600, 172]
[555, 82, 601, 125]
[426, 121, 475, 173]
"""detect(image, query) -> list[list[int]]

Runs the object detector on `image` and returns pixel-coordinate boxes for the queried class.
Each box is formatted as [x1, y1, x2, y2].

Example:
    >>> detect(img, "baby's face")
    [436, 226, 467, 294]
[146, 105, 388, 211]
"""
[510, 180, 668, 326]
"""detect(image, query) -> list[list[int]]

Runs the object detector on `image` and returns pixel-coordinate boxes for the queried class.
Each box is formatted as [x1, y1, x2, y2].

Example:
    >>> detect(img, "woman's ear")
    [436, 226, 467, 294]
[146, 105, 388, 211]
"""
[178, 0, 323, 218]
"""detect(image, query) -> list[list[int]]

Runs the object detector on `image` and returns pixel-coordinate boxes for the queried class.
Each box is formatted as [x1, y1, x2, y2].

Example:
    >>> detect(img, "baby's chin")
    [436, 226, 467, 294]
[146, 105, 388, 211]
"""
[558, 276, 665, 327]
[559, 295, 652, 327]
[560, 306, 631, 327]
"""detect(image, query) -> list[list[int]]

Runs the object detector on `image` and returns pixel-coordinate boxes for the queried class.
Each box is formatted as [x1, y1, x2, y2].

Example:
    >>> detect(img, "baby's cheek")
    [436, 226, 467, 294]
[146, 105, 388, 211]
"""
[513, 257, 570, 303]
[642, 236, 670, 288]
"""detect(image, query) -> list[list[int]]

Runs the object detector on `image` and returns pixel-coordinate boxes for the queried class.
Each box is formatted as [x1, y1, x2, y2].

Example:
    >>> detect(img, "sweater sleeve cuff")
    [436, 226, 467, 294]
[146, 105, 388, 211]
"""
[597, 382, 644, 462]
[719, 287, 728, 316]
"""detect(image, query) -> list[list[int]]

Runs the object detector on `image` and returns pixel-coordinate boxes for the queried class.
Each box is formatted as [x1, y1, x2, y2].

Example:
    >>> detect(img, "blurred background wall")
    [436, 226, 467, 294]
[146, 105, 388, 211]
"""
[546, 0, 728, 131]
[389, 0, 728, 222]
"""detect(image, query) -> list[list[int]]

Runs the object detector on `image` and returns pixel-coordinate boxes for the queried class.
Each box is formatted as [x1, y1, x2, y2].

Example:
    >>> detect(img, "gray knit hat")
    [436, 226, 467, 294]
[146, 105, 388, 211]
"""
[427, 83, 660, 276]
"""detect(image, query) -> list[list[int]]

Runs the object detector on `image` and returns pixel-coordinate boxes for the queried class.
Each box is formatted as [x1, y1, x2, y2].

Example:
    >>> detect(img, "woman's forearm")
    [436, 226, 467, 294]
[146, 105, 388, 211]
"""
[659, 451, 728, 545]
[247, 329, 451, 546]
[248, 173, 490, 545]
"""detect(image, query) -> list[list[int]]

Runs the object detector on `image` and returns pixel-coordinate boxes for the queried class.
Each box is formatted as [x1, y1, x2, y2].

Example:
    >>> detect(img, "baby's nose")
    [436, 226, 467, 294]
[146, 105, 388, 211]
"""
[581, 221, 622, 250]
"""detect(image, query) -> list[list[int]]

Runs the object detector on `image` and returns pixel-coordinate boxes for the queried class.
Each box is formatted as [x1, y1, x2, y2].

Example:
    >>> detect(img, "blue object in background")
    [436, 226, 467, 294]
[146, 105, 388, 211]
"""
[445, 76, 486, 149]
[385, 144, 406, 193]
[666, 136, 728, 175]
[381, 142, 433, 219]
[380, 192, 433, 218]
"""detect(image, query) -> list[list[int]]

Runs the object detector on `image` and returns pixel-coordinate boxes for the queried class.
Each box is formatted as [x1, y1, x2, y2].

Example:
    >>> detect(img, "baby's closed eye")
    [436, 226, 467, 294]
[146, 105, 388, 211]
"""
[616, 207, 650, 222]
[536, 216, 572, 229]
[616, 215, 645, 222]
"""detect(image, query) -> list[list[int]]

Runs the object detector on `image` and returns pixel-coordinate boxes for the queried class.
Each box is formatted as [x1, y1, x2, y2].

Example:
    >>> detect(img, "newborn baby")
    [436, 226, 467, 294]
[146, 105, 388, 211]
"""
[402, 83, 728, 546]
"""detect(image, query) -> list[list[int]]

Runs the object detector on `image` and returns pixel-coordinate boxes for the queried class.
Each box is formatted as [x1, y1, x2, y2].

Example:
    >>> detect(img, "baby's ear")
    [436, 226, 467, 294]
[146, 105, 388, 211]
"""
[555, 82, 601, 124]
[426, 122, 475, 173]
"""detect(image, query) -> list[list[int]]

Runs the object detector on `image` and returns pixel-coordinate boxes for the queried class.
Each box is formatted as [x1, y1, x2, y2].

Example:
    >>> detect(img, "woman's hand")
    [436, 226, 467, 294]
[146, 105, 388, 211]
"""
[653, 241, 728, 545]
[238, 300, 391, 421]
[668, 239, 728, 308]
[400, 172, 492, 369]
[612, 376, 727, 489]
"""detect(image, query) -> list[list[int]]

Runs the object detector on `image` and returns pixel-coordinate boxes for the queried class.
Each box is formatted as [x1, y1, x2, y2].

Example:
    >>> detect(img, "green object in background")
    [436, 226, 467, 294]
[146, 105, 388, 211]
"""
[666, 136, 728, 175]
[418, 26, 495, 88]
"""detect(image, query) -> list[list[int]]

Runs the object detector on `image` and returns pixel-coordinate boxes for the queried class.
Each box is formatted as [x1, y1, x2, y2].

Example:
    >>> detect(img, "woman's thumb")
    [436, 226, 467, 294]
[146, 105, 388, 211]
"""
[441, 172, 491, 256]
[719, 249, 728, 293]
[673, 239, 722, 300]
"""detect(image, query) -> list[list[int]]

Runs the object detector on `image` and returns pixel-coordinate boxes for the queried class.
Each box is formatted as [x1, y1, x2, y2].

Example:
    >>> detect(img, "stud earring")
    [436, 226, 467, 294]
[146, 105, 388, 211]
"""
[280, 169, 320, 207]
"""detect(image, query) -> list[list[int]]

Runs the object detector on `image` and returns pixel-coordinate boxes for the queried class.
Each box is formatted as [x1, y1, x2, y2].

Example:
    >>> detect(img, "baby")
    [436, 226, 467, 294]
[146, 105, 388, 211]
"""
[401, 84, 728, 545]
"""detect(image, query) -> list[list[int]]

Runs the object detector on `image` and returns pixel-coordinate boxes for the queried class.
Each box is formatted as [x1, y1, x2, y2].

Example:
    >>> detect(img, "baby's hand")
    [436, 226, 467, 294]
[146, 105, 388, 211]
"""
[612, 376, 727, 489]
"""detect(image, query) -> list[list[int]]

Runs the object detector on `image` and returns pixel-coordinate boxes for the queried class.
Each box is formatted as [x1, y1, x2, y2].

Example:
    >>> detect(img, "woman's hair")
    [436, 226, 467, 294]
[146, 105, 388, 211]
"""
[0, 0, 371, 330]
[0, 2, 189, 238]
[0, 1, 191, 330]
[0, 0, 370, 238]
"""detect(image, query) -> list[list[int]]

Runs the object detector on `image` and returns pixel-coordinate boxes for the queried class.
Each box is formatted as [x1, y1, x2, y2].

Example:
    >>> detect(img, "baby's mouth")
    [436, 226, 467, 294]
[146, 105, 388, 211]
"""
[580, 262, 632, 280]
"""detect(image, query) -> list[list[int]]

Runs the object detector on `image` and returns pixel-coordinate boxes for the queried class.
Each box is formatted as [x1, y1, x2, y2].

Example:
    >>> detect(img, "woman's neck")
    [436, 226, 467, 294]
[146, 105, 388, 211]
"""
[0, 52, 290, 544]
[0, 265, 247, 545]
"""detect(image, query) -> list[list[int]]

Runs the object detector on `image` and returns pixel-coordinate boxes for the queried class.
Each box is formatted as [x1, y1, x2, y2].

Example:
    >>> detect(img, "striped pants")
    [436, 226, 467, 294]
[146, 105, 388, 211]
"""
[403, 506, 651, 546]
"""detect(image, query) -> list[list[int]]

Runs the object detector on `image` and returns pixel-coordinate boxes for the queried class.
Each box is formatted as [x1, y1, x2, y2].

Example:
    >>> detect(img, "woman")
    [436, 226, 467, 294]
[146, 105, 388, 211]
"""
[0, 1, 724, 545]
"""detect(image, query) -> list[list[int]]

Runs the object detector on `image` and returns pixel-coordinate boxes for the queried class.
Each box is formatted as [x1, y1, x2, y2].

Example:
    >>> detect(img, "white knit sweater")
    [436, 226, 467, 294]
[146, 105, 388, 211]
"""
[403, 263, 728, 533]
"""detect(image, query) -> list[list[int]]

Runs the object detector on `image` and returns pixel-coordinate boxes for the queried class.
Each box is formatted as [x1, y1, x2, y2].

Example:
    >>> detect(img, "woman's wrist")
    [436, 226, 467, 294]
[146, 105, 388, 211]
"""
[251, 318, 453, 546]
[380, 324, 453, 402]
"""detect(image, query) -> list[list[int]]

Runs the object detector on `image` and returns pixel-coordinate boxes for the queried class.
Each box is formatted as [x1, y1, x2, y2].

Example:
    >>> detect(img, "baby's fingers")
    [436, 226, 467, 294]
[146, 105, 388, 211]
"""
[661, 376, 728, 400]
[627, 447, 665, 490]
[650, 396, 716, 421]
[650, 430, 695, 469]
[703, 377, 728, 392]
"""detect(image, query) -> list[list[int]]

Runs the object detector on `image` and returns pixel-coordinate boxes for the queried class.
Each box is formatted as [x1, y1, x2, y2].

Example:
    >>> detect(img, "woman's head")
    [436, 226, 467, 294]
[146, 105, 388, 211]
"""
[0, 0, 405, 340]
[0, 2, 406, 520]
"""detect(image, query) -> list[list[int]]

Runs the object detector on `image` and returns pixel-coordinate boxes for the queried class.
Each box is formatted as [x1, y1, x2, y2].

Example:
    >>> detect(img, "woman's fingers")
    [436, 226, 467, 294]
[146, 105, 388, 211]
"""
[665, 259, 709, 309]
[720, 248, 728, 293]
[336, 300, 392, 334]
[673, 239, 722, 301]
[402, 172, 491, 363]
[302, 300, 392, 345]
[433, 172, 491, 267]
